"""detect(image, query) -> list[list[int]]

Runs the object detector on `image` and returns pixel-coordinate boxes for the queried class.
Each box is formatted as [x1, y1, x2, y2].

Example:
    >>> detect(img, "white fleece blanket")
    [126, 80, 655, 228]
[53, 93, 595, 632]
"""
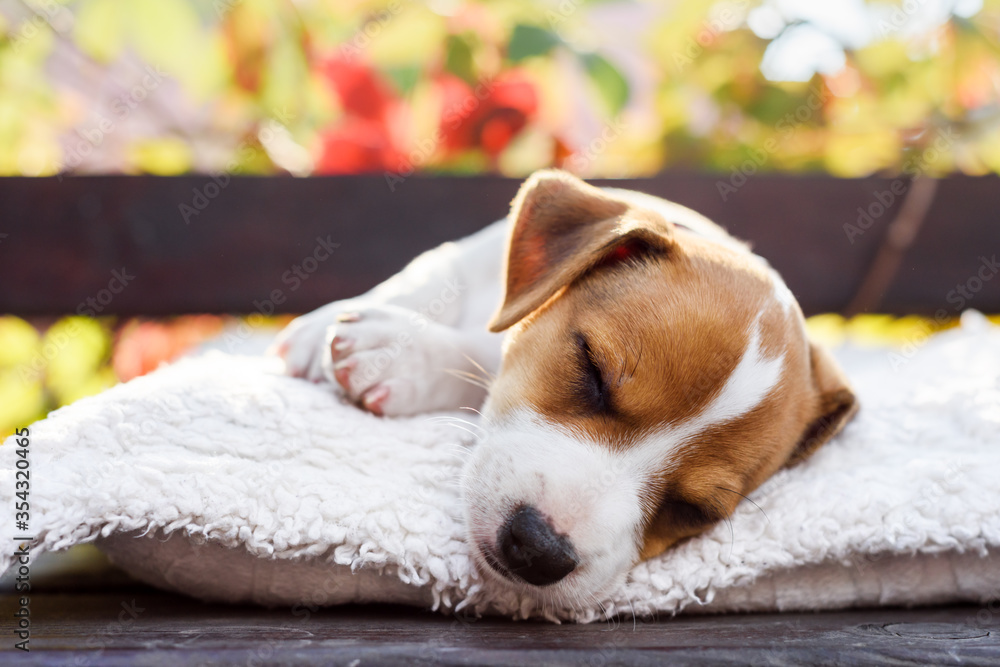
[1, 313, 999, 622]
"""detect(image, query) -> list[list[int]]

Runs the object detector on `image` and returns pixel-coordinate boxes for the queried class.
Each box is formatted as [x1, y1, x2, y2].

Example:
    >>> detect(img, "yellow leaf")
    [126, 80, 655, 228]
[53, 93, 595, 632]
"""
[854, 41, 909, 79]
[974, 127, 1000, 172]
[0, 317, 40, 367]
[50, 366, 118, 406]
[128, 138, 193, 174]
[0, 370, 45, 434]
[44, 317, 110, 390]
[260, 35, 310, 117]
[498, 126, 553, 177]
[73, 0, 126, 63]
[805, 313, 847, 347]
[824, 129, 900, 176]
[127, 0, 207, 90]
[845, 314, 900, 347]
[185, 34, 231, 102]
[367, 6, 446, 68]
[17, 116, 62, 176]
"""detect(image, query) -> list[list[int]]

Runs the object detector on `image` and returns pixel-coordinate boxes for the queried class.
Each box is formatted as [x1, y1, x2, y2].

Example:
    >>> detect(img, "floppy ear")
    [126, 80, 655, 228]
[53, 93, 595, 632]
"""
[489, 170, 674, 332]
[785, 342, 859, 466]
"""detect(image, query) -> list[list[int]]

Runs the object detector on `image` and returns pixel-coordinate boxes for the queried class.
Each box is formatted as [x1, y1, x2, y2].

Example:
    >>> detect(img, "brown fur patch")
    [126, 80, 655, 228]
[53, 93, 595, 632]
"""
[488, 170, 858, 561]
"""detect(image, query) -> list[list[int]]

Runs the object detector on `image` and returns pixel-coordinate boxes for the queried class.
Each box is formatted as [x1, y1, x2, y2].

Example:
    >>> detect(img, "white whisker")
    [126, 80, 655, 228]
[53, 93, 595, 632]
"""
[426, 416, 486, 439]
[440, 422, 481, 440]
[461, 352, 497, 383]
[444, 368, 491, 391]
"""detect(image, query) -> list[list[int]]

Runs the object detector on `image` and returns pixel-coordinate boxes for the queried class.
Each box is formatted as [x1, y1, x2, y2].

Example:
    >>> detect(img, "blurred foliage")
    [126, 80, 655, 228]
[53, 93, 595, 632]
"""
[0, 0, 997, 178]
[0, 314, 291, 437]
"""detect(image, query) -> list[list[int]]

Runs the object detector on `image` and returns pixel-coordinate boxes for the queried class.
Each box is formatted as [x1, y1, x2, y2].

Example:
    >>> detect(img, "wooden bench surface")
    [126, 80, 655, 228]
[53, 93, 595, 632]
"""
[2, 587, 998, 665]
[2, 173, 999, 316]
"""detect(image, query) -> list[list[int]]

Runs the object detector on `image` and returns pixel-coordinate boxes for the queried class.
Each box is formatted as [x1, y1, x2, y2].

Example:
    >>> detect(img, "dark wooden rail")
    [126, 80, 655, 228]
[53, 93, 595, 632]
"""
[2, 590, 998, 665]
[1, 173, 998, 316]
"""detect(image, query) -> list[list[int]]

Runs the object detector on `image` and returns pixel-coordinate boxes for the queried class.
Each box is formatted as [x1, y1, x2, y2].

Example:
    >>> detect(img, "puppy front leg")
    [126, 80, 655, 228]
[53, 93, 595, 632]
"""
[323, 304, 499, 415]
[273, 220, 506, 414]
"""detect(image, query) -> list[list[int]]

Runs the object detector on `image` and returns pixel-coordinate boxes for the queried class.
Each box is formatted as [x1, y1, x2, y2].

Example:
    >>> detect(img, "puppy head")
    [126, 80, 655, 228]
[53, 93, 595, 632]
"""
[462, 170, 857, 608]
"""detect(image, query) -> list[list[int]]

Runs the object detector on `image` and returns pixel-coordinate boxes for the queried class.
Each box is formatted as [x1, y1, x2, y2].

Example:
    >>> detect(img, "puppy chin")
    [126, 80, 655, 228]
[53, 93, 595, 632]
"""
[460, 410, 644, 612]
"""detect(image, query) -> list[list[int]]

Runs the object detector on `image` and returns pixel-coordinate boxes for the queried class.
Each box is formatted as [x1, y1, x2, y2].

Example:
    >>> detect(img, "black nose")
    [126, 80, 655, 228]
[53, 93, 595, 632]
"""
[497, 506, 578, 586]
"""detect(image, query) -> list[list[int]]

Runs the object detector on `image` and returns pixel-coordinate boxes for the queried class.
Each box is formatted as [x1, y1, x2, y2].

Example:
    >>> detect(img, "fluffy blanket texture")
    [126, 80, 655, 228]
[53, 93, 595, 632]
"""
[2, 313, 999, 622]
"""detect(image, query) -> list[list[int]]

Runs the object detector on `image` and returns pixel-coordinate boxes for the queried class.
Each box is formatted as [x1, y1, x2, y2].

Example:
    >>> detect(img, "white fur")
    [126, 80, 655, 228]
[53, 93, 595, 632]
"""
[770, 268, 796, 314]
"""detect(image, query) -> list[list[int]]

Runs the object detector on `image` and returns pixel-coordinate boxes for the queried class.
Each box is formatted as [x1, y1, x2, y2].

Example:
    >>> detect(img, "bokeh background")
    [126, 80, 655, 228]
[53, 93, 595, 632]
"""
[2, 0, 999, 433]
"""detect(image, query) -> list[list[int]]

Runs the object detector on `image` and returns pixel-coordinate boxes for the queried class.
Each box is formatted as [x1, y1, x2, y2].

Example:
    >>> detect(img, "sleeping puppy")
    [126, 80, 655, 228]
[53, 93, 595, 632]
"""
[273, 169, 857, 609]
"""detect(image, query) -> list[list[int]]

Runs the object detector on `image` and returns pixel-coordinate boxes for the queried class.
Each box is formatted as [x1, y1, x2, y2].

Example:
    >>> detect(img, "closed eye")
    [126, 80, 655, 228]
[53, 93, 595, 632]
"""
[574, 333, 611, 414]
[656, 498, 716, 530]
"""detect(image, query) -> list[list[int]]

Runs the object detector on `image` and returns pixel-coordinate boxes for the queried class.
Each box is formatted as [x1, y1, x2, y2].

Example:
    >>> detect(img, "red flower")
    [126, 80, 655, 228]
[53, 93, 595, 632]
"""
[316, 117, 405, 174]
[320, 56, 396, 122]
[315, 56, 406, 174]
[437, 71, 538, 157]
[113, 316, 224, 382]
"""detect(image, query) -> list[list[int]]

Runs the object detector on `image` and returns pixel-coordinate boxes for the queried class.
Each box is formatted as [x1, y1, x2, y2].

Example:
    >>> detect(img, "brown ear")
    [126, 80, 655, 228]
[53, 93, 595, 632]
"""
[489, 170, 674, 332]
[786, 342, 859, 466]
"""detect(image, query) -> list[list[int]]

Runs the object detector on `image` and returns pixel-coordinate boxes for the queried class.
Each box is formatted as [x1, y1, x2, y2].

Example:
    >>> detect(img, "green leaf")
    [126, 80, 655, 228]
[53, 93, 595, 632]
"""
[508, 24, 561, 62]
[384, 65, 421, 96]
[445, 34, 476, 83]
[581, 53, 629, 116]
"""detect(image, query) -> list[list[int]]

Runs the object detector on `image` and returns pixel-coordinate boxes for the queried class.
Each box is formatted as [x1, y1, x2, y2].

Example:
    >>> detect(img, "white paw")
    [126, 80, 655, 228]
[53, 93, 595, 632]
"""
[273, 303, 489, 416]
[269, 300, 357, 382]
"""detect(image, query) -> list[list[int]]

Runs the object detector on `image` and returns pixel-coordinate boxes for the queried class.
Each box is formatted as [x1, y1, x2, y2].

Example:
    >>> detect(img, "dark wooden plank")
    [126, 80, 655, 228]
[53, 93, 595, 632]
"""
[0, 175, 520, 318]
[1, 174, 998, 316]
[635, 173, 1000, 316]
[2, 591, 999, 665]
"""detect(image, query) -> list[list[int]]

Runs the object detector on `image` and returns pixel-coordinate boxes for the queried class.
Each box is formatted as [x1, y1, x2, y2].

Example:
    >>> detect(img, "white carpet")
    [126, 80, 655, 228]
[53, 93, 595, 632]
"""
[1, 312, 998, 622]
